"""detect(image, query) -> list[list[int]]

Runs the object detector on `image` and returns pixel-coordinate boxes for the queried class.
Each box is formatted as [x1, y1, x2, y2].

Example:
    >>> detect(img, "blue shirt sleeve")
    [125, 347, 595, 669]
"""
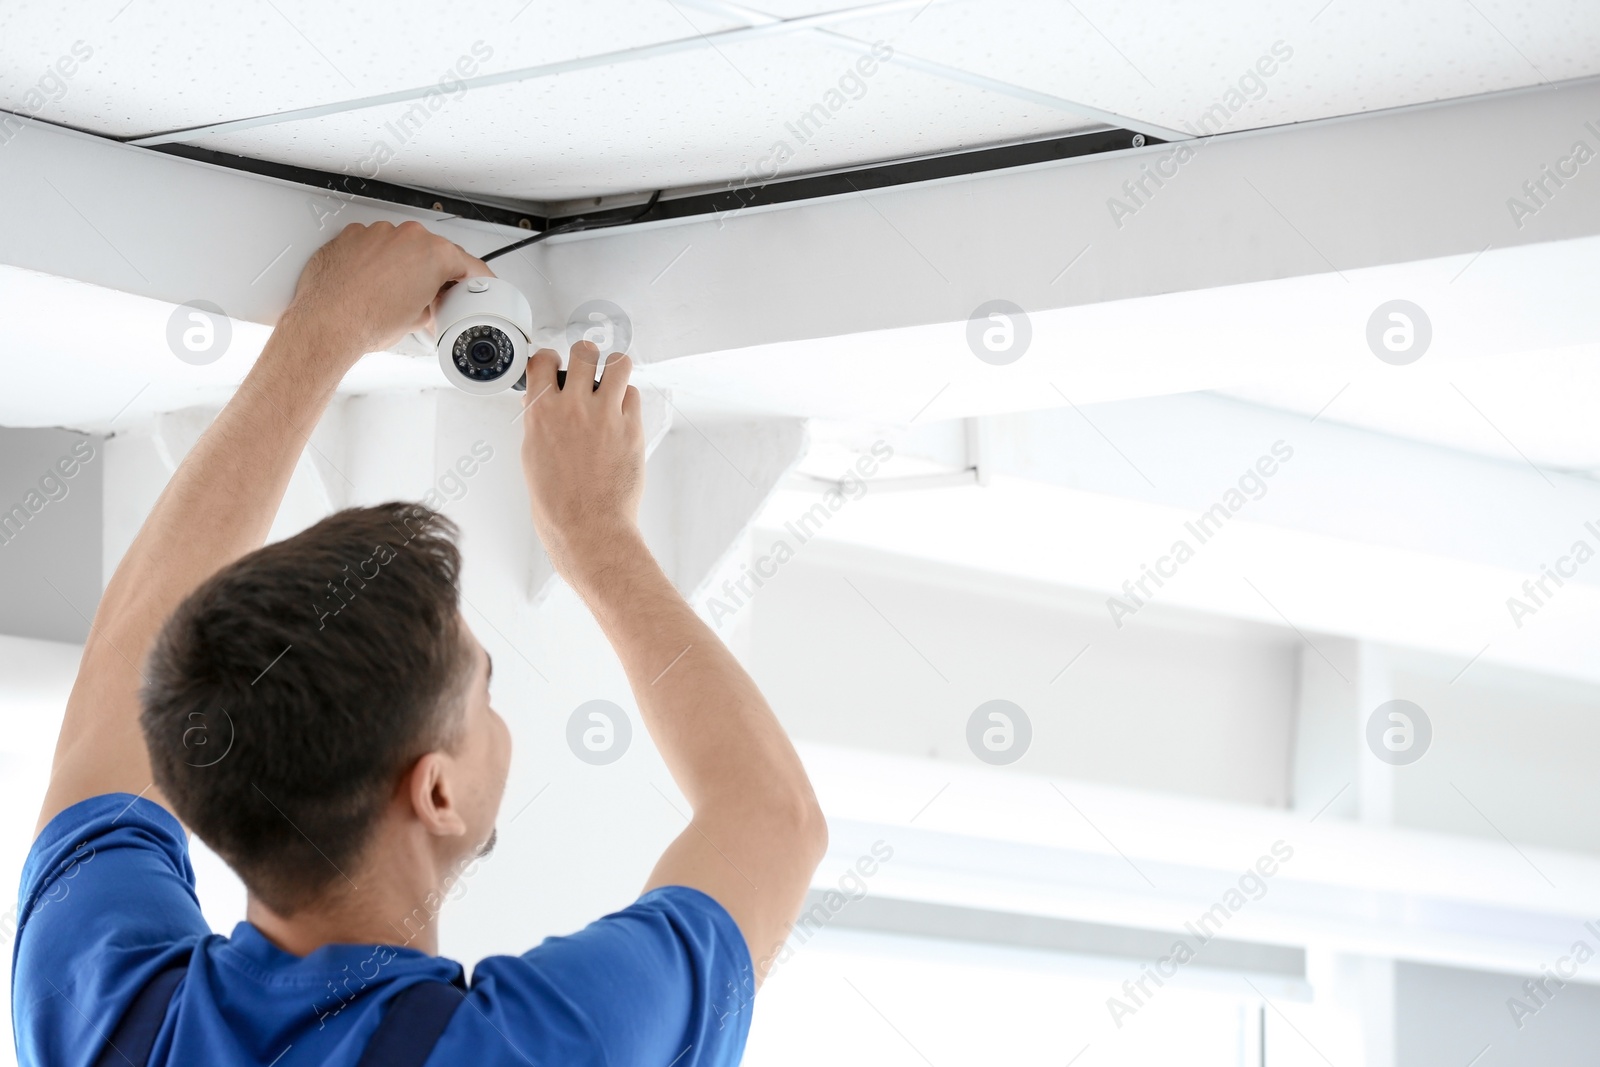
[12, 795, 208, 1067]
[456, 886, 756, 1067]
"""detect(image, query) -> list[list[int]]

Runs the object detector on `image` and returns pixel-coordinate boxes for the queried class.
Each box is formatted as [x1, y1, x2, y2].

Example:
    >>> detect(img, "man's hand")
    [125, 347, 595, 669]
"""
[518, 342, 644, 573]
[280, 221, 490, 369]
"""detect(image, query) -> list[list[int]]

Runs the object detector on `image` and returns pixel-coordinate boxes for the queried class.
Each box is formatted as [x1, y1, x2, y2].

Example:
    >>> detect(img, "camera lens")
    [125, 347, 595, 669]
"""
[452, 325, 514, 382]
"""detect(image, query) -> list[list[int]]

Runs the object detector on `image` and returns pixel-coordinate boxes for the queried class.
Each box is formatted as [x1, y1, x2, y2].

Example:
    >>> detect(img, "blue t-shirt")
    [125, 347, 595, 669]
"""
[12, 794, 755, 1066]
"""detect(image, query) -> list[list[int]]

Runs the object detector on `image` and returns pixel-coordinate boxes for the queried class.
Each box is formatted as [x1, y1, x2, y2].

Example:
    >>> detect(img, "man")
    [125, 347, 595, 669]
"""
[12, 221, 828, 1066]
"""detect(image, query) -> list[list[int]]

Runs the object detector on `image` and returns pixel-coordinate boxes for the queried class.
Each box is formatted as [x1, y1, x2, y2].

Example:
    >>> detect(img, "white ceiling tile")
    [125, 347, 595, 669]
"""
[7, 1, 1597, 203]
[186, 33, 1098, 199]
[0, 0, 745, 138]
[830, 0, 1600, 134]
[739, 0, 882, 15]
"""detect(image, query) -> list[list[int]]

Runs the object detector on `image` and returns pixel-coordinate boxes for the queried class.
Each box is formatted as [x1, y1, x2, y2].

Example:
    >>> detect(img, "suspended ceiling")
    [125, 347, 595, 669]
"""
[4, 1, 1600, 681]
[2, 0, 1596, 201]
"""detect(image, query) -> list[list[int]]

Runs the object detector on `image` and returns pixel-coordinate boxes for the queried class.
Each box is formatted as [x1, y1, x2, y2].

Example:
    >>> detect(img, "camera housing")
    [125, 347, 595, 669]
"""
[433, 277, 533, 395]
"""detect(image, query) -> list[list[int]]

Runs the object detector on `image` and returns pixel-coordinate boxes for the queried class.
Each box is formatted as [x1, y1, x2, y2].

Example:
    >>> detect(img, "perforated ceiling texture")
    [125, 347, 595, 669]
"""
[3, 0, 1597, 200]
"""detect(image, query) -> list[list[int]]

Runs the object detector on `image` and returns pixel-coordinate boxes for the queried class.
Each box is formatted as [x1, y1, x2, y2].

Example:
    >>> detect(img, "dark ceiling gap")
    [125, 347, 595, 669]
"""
[145, 127, 1157, 238]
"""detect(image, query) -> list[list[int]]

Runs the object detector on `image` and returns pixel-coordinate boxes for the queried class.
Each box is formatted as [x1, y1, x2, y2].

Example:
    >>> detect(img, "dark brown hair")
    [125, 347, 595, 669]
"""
[141, 503, 470, 914]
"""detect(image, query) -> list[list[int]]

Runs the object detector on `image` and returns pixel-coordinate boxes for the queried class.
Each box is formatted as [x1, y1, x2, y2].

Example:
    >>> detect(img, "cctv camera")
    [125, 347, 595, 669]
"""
[434, 277, 533, 395]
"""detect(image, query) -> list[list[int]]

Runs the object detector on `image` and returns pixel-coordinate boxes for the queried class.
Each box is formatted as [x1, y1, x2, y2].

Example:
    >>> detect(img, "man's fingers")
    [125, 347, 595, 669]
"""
[412, 305, 436, 339]
[566, 341, 602, 396]
[597, 353, 633, 406]
[428, 233, 492, 286]
[522, 349, 561, 411]
[392, 221, 488, 284]
[622, 384, 642, 424]
[412, 239, 489, 343]
[447, 244, 494, 282]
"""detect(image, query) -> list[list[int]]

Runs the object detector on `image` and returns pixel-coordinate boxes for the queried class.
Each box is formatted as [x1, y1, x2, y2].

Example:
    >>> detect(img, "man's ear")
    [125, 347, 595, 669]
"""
[405, 752, 469, 838]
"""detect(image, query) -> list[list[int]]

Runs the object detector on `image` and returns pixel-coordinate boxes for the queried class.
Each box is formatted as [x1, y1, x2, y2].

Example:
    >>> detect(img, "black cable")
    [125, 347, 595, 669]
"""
[481, 189, 663, 262]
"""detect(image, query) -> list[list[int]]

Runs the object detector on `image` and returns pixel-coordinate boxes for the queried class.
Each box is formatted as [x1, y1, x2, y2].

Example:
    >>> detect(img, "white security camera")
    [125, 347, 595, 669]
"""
[433, 276, 534, 394]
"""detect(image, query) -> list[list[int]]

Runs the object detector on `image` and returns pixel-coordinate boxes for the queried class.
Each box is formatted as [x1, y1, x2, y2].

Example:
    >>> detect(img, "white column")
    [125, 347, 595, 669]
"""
[1291, 637, 1398, 1066]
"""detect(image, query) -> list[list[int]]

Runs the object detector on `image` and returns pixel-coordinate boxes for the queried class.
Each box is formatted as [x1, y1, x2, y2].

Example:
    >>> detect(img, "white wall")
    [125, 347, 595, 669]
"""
[744, 542, 1301, 808]
[1396, 962, 1600, 1067]
[1384, 654, 1600, 855]
[0, 429, 100, 644]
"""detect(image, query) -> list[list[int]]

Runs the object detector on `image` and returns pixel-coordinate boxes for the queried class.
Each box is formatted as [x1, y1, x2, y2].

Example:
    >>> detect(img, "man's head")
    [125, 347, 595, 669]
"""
[140, 502, 510, 916]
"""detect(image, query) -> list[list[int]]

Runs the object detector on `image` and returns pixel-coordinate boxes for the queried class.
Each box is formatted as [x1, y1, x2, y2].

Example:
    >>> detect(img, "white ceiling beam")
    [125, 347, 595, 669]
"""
[0, 123, 497, 332]
[806, 742, 1600, 983]
[760, 482, 1600, 687]
[552, 76, 1600, 422]
[752, 392, 1600, 686]
[3, 77, 1599, 429]
[911, 392, 1599, 582]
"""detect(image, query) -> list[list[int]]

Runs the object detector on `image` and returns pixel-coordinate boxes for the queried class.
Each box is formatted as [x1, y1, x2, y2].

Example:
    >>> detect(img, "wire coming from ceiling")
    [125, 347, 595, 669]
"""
[480, 190, 664, 262]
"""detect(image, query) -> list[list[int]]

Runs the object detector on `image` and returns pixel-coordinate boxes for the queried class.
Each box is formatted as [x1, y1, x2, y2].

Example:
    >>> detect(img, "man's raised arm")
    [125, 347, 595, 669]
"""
[36, 223, 487, 835]
[518, 344, 829, 985]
